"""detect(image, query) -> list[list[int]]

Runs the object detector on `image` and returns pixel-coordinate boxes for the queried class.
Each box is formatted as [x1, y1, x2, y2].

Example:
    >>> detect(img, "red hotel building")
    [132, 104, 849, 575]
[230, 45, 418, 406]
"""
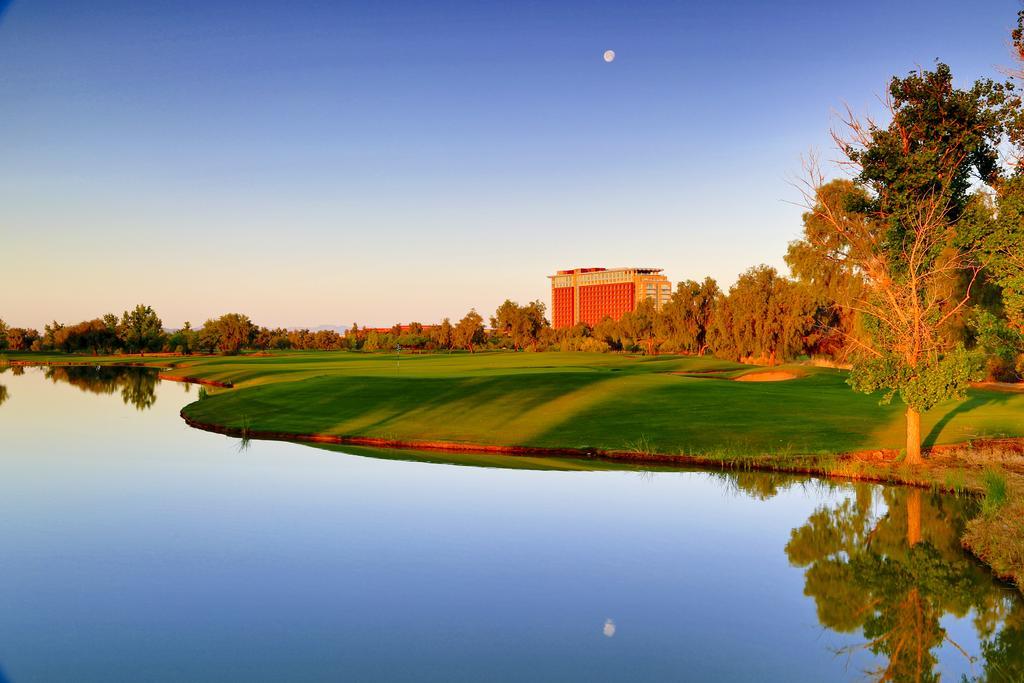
[548, 267, 673, 329]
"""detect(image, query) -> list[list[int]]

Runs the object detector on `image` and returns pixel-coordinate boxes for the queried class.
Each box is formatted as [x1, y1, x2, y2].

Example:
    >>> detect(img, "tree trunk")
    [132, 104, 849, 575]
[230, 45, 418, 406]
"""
[768, 349, 777, 367]
[905, 406, 923, 465]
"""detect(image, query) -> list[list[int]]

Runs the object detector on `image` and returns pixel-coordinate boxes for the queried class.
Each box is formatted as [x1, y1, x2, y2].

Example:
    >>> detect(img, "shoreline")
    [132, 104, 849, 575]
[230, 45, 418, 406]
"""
[179, 410, 1020, 483]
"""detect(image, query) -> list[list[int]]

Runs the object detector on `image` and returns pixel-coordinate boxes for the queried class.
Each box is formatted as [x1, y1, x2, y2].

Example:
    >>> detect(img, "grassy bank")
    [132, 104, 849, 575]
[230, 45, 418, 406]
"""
[4, 349, 1023, 588]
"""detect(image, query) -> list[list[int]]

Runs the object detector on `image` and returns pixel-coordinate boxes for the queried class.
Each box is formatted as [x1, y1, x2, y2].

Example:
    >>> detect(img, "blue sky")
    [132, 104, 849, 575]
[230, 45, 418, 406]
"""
[0, 0, 1020, 328]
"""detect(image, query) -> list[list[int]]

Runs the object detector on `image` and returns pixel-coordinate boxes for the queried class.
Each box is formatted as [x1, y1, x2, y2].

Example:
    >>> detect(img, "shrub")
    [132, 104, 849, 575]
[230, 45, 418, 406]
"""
[981, 468, 1008, 516]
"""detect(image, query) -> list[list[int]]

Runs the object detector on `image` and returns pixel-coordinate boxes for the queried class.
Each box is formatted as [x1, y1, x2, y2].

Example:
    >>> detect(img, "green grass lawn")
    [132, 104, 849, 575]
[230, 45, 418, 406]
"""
[8, 350, 1021, 457]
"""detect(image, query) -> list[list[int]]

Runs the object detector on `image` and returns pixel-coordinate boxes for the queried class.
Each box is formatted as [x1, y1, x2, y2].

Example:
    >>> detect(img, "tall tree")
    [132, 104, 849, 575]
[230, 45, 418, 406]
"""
[786, 179, 870, 359]
[345, 323, 364, 350]
[491, 300, 523, 349]
[5, 327, 38, 351]
[618, 300, 659, 355]
[202, 313, 256, 355]
[453, 310, 485, 353]
[658, 278, 720, 354]
[982, 10, 1024, 332]
[42, 321, 64, 351]
[119, 304, 164, 355]
[65, 319, 119, 355]
[802, 64, 1017, 464]
[713, 265, 815, 366]
[168, 322, 197, 354]
[515, 300, 548, 351]
[432, 318, 454, 351]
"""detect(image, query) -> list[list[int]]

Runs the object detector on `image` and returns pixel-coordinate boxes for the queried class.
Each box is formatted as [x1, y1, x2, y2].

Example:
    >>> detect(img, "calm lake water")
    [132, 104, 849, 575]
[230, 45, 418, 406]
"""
[0, 365, 1021, 682]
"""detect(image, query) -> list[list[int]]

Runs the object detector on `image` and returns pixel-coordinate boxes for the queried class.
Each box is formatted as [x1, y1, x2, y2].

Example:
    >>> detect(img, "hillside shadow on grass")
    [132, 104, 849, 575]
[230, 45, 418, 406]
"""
[531, 371, 903, 455]
[922, 391, 1015, 450]
[329, 373, 631, 444]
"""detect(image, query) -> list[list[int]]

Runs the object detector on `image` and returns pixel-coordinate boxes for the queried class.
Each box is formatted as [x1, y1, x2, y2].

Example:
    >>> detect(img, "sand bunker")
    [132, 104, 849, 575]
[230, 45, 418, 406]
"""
[734, 371, 798, 382]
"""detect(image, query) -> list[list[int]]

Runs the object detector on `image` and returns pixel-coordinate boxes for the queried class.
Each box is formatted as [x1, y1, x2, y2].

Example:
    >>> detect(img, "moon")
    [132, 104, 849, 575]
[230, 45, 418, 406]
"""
[603, 50, 615, 63]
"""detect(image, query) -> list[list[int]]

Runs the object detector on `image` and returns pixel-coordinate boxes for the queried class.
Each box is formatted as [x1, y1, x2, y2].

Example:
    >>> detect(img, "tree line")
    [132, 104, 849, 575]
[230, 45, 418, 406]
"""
[0, 306, 489, 356]
[3, 247, 1018, 373]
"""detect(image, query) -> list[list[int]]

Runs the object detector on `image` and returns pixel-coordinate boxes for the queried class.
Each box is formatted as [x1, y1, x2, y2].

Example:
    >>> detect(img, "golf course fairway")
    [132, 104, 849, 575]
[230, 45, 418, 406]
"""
[14, 351, 1023, 457]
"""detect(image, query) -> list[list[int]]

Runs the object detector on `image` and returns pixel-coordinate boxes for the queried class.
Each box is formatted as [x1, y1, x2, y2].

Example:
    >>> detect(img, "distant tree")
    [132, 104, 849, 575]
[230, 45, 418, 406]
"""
[432, 318, 454, 351]
[970, 309, 1024, 381]
[363, 330, 395, 352]
[0, 319, 8, 350]
[270, 329, 292, 350]
[618, 300, 659, 354]
[5, 327, 38, 351]
[516, 300, 548, 350]
[363, 330, 381, 352]
[491, 300, 521, 349]
[345, 323, 364, 350]
[119, 304, 164, 354]
[201, 313, 255, 355]
[567, 322, 591, 340]
[713, 265, 815, 366]
[167, 321, 198, 355]
[252, 326, 272, 350]
[397, 330, 430, 349]
[553, 322, 605, 352]
[42, 321, 64, 351]
[658, 278, 720, 354]
[288, 328, 315, 350]
[493, 300, 548, 351]
[453, 310, 485, 352]
[593, 316, 622, 351]
[252, 326, 291, 351]
[64, 319, 119, 355]
[312, 329, 344, 350]
[786, 179, 870, 359]
[197, 319, 220, 353]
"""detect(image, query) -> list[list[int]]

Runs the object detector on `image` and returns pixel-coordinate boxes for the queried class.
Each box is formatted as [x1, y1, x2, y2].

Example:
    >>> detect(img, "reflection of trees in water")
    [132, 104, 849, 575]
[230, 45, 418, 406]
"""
[766, 479, 1024, 682]
[0, 363, 11, 406]
[43, 366, 158, 411]
[716, 471, 825, 501]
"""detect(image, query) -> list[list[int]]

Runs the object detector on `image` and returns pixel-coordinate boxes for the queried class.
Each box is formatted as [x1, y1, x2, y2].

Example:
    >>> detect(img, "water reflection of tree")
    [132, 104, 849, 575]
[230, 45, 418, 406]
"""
[779, 483, 1024, 681]
[0, 385, 8, 408]
[43, 366, 158, 411]
[718, 471, 817, 500]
